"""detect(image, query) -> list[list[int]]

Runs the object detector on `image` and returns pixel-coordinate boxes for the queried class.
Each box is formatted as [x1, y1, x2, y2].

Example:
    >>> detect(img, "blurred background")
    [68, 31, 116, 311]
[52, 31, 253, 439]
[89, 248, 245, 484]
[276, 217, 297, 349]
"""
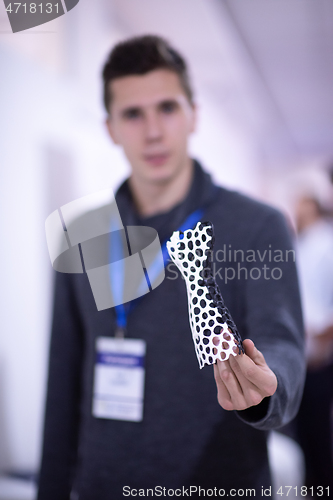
[1, 0, 333, 498]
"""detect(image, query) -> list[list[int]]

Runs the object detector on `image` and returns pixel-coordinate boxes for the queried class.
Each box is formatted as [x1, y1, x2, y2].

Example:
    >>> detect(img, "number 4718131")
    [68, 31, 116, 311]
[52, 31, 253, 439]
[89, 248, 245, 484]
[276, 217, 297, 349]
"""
[277, 486, 329, 496]
[5, 3, 59, 14]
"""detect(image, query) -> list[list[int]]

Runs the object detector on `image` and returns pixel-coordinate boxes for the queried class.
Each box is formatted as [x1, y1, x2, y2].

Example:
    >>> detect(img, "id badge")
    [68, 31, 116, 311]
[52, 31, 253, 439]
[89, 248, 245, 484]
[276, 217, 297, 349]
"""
[92, 337, 146, 422]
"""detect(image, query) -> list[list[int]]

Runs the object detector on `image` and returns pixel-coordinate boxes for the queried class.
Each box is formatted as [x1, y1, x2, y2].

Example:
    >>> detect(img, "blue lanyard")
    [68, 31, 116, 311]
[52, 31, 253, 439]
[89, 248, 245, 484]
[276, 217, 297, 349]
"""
[109, 208, 204, 336]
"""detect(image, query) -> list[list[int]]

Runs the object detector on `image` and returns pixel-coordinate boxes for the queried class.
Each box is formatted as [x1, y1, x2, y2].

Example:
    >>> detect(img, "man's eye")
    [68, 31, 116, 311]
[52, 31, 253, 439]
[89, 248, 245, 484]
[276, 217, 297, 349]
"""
[123, 108, 141, 120]
[160, 101, 178, 114]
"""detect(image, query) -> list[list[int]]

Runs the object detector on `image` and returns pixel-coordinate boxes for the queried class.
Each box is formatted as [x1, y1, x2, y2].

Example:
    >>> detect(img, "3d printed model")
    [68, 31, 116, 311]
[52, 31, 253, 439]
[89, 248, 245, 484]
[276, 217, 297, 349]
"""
[167, 221, 244, 369]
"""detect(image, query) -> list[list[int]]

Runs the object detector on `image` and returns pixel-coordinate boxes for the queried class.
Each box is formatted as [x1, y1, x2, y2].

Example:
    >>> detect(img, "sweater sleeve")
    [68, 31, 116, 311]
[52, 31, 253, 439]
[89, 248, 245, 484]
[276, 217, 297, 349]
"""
[37, 271, 84, 500]
[236, 209, 306, 430]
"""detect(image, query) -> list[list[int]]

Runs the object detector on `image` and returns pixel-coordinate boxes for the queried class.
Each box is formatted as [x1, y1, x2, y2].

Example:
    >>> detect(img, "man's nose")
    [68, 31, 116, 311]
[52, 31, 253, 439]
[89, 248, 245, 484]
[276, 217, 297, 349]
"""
[144, 111, 163, 142]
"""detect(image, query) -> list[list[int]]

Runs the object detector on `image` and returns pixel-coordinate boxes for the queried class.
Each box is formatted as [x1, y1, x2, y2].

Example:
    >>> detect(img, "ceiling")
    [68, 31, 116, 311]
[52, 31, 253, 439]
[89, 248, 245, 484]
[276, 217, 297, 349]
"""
[1, 0, 332, 169]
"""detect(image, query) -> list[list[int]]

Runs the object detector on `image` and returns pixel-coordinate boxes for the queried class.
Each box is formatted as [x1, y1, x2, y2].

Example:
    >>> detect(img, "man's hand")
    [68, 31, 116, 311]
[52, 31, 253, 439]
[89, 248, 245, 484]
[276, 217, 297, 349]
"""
[213, 339, 277, 411]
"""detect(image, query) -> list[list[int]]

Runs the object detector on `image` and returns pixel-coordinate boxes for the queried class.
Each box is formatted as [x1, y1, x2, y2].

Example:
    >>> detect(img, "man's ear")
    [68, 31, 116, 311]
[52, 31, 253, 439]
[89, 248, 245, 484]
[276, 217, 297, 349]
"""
[105, 117, 120, 145]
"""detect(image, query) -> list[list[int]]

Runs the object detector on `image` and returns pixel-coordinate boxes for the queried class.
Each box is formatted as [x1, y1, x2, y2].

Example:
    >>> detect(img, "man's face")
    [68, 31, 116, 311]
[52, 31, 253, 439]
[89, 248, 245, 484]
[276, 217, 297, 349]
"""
[106, 69, 196, 185]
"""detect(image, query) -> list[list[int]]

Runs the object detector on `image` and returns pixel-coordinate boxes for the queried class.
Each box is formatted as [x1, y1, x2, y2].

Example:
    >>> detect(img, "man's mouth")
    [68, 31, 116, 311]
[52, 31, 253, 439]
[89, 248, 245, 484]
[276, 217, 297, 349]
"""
[143, 152, 170, 167]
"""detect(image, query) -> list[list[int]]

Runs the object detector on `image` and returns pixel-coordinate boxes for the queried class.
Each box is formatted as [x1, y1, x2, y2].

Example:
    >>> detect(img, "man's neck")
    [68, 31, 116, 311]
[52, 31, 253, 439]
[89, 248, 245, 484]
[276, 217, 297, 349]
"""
[129, 159, 194, 217]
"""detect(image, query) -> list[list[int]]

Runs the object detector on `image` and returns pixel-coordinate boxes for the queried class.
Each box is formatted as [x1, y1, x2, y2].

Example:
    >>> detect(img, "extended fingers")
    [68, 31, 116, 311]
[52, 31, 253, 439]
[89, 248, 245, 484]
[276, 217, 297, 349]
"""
[213, 361, 234, 410]
[214, 340, 278, 411]
[214, 358, 261, 411]
[230, 342, 278, 397]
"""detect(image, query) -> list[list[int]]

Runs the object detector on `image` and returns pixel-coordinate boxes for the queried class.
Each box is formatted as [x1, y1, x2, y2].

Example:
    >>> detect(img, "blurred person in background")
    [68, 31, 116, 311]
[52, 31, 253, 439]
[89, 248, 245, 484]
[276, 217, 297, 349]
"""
[293, 178, 333, 495]
[37, 36, 305, 499]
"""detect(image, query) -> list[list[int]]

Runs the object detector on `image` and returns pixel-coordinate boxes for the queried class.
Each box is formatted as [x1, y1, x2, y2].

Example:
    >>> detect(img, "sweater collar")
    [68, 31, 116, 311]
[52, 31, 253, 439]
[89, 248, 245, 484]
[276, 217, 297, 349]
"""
[115, 159, 217, 242]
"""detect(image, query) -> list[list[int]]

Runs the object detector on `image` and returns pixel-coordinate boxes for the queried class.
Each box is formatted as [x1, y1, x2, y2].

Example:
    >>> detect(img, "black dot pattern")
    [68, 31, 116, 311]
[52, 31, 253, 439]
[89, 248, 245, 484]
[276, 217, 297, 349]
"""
[166, 220, 244, 369]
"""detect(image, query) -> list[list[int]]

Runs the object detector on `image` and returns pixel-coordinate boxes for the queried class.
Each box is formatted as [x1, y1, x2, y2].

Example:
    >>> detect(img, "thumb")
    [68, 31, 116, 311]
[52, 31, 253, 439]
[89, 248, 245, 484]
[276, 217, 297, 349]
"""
[242, 339, 266, 367]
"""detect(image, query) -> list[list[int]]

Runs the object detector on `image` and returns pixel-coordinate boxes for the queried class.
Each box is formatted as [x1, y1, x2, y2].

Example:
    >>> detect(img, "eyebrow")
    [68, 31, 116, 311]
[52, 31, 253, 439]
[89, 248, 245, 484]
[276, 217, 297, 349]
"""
[158, 98, 180, 107]
[121, 106, 142, 117]
[120, 97, 181, 117]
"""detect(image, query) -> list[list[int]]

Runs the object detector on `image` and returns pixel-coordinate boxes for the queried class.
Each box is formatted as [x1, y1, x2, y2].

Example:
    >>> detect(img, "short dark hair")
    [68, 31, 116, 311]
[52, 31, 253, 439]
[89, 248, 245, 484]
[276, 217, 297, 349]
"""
[102, 35, 194, 113]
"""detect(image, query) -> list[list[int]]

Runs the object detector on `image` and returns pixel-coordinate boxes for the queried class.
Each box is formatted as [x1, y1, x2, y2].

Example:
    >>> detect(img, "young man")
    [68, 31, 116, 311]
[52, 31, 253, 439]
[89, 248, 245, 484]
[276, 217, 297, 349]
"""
[38, 36, 305, 499]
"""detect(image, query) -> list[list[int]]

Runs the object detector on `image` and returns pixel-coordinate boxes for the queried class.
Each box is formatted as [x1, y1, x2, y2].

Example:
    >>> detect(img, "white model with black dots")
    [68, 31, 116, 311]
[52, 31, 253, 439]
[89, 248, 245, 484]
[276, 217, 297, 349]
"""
[167, 221, 244, 369]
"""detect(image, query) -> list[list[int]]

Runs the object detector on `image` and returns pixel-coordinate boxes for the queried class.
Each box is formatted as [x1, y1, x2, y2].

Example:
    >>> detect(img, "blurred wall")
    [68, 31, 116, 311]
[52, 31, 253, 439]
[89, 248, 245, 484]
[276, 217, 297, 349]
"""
[0, 0, 130, 472]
